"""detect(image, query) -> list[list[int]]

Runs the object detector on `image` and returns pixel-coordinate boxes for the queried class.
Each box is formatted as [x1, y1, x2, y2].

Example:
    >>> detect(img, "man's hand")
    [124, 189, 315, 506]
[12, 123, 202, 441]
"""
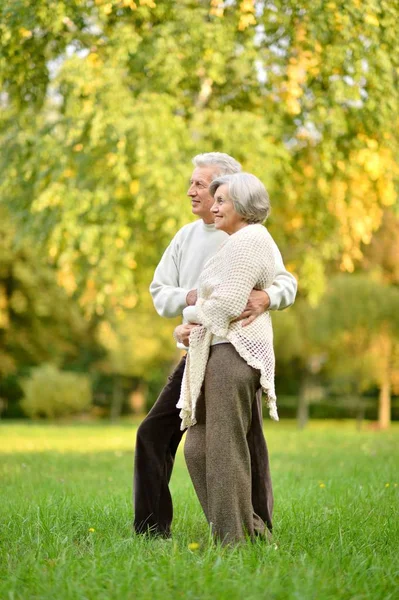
[174, 323, 198, 346]
[234, 290, 270, 327]
[186, 289, 198, 306]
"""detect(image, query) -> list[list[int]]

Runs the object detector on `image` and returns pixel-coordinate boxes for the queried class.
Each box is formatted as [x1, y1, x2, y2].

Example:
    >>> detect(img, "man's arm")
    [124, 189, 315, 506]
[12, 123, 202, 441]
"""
[236, 238, 297, 326]
[149, 236, 189, 318]
[264, 239, 297, 311]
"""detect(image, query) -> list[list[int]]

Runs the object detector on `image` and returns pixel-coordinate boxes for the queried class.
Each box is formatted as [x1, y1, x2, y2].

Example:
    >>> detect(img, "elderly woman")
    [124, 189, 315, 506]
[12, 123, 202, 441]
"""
[174, 172, 278, 545]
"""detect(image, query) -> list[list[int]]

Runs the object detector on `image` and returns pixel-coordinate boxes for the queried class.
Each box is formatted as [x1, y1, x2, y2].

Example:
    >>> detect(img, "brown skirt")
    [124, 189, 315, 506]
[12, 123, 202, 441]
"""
[184, 343, 273, 545]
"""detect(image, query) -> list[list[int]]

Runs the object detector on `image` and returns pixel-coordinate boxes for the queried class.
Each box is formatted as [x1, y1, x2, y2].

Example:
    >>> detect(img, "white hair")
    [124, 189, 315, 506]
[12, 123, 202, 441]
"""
[192, 152, 241, 176]
[209, 172, 271, 224]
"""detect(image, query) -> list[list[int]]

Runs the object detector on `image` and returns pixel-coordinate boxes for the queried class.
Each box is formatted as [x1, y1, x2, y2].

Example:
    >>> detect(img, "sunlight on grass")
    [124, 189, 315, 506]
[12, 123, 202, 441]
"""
[1, 421, 398, 600]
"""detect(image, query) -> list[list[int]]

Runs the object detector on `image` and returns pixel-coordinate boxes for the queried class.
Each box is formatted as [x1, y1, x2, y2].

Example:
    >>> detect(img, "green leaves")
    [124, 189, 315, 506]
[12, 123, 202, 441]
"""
[1, 0, 398, 311]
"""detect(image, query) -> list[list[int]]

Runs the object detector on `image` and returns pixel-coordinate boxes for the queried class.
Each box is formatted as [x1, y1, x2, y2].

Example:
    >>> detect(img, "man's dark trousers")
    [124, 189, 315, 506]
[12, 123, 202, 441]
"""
[133, 354, 273, 538]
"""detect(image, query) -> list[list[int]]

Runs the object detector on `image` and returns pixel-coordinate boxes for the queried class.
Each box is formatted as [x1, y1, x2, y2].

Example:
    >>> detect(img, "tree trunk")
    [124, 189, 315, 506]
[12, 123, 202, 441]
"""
[355, 398, 365, 432]
[378, 335, 392, 430]
[129, 381, 148, 416]
[110, 376, 124, 421]
[378, 377, 391, 430]
[297, 378, 309, 430]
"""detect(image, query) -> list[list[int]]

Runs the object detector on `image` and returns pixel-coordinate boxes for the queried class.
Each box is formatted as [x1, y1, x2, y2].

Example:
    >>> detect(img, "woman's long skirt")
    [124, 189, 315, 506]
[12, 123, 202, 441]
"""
[184, 343, 271, 545]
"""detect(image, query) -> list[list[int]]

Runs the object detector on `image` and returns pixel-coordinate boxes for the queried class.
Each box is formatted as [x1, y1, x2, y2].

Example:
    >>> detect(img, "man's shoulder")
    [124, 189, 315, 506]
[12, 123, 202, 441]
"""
[165, 220, 198, 248]
[176, 220, 202, 237]
[174, 219, 217, 243]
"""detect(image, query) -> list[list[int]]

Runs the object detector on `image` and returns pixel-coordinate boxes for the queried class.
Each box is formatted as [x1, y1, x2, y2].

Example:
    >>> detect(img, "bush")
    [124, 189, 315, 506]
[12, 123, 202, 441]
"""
[21, 364, 92, 419]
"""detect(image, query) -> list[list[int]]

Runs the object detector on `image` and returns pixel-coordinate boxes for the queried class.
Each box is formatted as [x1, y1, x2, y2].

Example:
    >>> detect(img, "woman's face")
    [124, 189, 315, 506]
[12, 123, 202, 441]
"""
[211, 184, 247, 235]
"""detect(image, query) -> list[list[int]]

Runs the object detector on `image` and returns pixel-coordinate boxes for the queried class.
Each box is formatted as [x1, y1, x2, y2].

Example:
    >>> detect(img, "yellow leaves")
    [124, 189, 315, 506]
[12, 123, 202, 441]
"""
[57, 267, 78, 296]
[0, 286, 9, 329]
[288, 216, 303, 231]
[240, 0, 255, 12]
[238, 13, 256, 31]
[283, 42, 320, 115]
[19, 28, 32, 39]
[73, 143, 83, 152]
[129, 180, 140, 195]
[287, 64, 306, 89]
[87, 52, 101, 67]
[365, 138, 379, 150]
[331, 180, 348, 204]
[329, 166, 385, 272]
[121, 295, 138, 309]
[210, 0, 224, 18]
[122, 0, 137, 8]
[97, 320, 118, 352]
[378, 180, 396, 207]
[114, 186, 126, 199]
[300, 254, 326, 306]
[32, 183, 65, 212]
[365, 14, 380, 27]
[139, 0, 156, 7]
[285, 94, 301, 116]
[106, 153, 118, 167]
[317, 178, 329, 195]
[303, 164, 314, 178]
[340, 253, 355, 273]
[295, 24, 307, 44]
[238, 0, 256, 30]
[356, 148, 382, 180]
[80, 279, 98, 308]
[352, 144, 399, 203]
[127, 257, 137, 269]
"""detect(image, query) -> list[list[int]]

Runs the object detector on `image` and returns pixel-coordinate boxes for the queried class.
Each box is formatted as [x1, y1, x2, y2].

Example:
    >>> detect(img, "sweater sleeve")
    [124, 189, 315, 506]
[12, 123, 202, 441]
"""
[265, 238, 298, 311]
[196, 228, 276, 338]
[149, 234, 189, 318]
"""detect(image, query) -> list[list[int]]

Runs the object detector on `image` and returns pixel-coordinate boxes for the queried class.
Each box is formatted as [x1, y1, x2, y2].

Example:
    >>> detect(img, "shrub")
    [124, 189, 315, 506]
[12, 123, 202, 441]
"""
[21, 364, 91, 419]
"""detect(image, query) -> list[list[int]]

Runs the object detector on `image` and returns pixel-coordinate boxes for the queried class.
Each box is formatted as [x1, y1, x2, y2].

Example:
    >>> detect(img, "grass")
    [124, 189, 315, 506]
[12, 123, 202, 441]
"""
[0, 420, 398, 600]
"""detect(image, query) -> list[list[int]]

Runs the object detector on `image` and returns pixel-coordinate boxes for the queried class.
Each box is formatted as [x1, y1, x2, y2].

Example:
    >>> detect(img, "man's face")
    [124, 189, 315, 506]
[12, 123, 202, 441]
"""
[187, 166, 220, 224]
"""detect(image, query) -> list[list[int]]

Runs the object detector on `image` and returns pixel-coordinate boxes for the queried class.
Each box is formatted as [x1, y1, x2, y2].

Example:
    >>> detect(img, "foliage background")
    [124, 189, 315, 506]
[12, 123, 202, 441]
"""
[0, 0, 398, 425]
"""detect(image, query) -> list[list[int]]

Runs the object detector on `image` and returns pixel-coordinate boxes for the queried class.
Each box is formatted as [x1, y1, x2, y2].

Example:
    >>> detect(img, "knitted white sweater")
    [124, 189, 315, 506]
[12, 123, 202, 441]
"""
[177, 224, 278, 430]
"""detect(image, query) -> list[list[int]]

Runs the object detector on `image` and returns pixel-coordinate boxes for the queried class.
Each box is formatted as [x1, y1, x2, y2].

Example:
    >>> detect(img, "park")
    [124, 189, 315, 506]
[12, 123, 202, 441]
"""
[1, 421, 398, 599]
[1, 1, 398, 598]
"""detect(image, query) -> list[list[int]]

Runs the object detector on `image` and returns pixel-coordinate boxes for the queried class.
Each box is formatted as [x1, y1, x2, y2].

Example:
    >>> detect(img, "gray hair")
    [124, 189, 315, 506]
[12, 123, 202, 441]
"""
[209, 172, 271, 224]
[192, 152, 241, 176]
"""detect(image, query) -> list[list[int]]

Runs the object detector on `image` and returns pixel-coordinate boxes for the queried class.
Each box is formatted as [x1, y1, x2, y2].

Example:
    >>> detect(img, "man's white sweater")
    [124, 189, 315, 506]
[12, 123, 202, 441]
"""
[150, 220, 297, 319]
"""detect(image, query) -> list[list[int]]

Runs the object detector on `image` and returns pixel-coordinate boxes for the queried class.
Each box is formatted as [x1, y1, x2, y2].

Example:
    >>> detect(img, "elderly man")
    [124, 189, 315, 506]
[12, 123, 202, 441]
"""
[133, 152, 297, 538]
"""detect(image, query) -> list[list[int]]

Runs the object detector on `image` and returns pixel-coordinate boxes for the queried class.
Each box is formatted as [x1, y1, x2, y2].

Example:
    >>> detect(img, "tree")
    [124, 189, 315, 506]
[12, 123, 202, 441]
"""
[1, 1, 398, 313]
[0, 208, 97, 416]
[315, 274, 399, 429]
[95, 293, 180, 418]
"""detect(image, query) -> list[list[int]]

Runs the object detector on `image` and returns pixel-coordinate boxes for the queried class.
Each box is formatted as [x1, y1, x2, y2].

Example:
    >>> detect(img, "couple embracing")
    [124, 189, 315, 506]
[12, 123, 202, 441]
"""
[134, 152, 297, 545]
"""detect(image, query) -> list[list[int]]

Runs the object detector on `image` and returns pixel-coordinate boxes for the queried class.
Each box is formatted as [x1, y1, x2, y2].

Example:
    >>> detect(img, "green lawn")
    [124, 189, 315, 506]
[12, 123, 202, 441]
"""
[1, 421, 398, 600]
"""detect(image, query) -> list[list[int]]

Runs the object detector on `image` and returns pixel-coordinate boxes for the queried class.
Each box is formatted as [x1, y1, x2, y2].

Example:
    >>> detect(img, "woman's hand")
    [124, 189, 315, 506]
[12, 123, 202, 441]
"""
[174, 323, 198, 346]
